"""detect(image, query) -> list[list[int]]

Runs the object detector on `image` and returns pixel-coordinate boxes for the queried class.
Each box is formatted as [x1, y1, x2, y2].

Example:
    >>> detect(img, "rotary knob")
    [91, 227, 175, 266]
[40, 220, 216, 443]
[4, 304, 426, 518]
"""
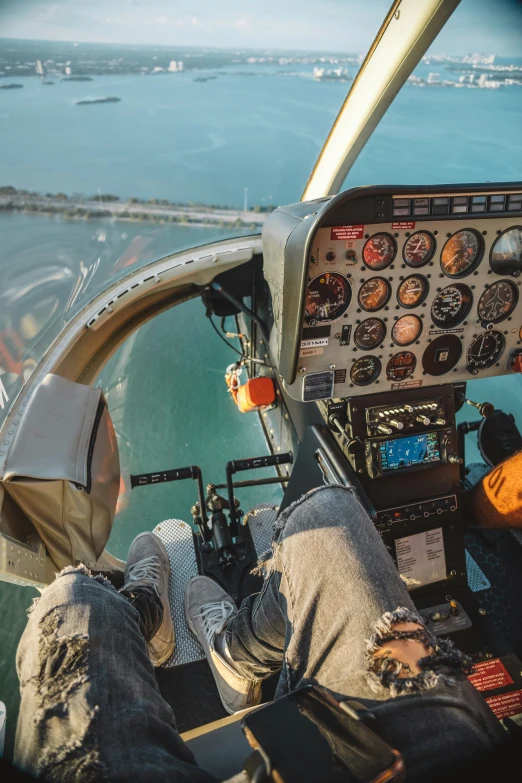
[377, 424, 393, 435]
[389, 419, 404, 430]
[416, 415, 430, 426]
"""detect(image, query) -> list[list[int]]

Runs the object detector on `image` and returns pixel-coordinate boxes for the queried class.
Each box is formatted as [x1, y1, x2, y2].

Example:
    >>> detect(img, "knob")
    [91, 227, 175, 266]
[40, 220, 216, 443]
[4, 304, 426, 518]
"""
[389, 419, 404, 430]
[404, 404, 414, 413]
[449, 599, 459, 617]
[447, 453, 463, 464]
[432, 418, 446, 426]
[377, 424, 393, 435]
[416, 415, 430, 426]
[347, 438, 364, 455]
[465, 398, 494, 418]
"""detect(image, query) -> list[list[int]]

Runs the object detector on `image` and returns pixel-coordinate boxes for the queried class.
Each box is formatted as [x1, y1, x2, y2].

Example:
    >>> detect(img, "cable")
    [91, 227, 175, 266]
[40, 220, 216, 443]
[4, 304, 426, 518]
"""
[207, 314, 274, 368]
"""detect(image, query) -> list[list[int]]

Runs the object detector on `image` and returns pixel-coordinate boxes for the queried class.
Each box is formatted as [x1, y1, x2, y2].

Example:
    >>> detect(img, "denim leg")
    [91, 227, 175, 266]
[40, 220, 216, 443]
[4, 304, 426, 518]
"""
[15, 567, 216, 783]
[226, 486, 469, 701]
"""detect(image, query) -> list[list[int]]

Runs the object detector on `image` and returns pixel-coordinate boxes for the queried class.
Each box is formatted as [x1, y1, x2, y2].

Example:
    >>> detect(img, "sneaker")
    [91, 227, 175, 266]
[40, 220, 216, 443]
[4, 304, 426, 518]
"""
[123, 532, 175, 667]
[478, 410, 522, 468]
[185, 575, 261, 714]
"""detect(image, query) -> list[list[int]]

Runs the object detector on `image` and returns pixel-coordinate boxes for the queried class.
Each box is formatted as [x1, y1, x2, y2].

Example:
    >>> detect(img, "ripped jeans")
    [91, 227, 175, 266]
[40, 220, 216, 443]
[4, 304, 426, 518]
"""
[14, 485, 503, 782]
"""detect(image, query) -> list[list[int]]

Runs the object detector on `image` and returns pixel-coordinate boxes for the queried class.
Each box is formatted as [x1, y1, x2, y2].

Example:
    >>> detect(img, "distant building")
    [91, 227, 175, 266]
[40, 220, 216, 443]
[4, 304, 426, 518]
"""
[168, 60, 184, 73]
[177, 61, 184, 72]
[427, 72, 440, 84]
[35, 59, 44, 76]
[65, 65, 72, 76]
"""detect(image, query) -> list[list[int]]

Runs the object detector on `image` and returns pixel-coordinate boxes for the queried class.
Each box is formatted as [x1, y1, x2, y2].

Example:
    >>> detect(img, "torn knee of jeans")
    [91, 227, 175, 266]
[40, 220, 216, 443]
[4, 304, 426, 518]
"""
[30, 610, 91, 724]
[37, 706, 108, 782]
[365, 607, 473, 697]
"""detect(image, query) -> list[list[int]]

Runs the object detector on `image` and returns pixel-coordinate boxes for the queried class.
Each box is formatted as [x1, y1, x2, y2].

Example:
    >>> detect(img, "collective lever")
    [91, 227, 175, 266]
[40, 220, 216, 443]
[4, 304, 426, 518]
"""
[463, 398, 494, 418]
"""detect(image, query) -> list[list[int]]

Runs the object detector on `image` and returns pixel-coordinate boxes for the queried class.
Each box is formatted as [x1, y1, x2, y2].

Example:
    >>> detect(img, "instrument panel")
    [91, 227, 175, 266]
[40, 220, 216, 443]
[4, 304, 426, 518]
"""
[263, 184, 522, 401]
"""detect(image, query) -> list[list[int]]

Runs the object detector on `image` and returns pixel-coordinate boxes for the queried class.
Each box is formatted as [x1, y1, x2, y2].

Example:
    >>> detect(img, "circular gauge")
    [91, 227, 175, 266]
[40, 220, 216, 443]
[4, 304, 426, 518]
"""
[397, 275, 429, 309]
[386, 352, 416, 381]
[477, 280, 519, 324]
[490, 226, 522, 277]
[440, 229, 484, 278]
[403, 231, 436, 267]
[392, 314, 423, 346]
[305, 272, 351, 322]
[467, 331, 505, 372]
[362, 233, 396, 271]
[354, 318, 386, 350]
[358, 277, 391, 312]
[422, 334, 463, 376]
[350, 356, 382, 386]
[431, 284, 472, 328]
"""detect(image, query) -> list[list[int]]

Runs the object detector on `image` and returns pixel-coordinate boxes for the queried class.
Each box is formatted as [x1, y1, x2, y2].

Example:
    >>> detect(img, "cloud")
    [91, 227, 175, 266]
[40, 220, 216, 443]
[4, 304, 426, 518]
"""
[234, 19, 250, 30]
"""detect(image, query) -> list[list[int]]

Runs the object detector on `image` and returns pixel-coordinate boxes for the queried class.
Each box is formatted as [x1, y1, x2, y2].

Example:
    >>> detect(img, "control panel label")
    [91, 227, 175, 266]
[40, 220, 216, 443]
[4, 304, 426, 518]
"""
[391, 221, 416, 230]
[485, 690, 522, 721]
[301, 337, 328, 349]
[469, 659, 514, 692]
[299, 346, 323, 357]
[390, 379, 423, 390]
[396, 528, 446, 589]
[302, 371, 335, 402]
[330, 225, 364, 240]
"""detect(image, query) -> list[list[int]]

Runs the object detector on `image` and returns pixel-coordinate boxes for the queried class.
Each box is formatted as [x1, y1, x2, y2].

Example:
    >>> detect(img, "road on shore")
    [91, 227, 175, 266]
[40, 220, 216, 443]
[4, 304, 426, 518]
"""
[0, 195, 268, 225]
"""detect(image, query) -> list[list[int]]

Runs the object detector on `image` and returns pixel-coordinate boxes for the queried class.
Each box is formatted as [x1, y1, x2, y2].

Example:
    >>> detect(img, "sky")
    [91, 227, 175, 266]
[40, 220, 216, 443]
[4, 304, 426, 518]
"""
[0, 0, 521, 54]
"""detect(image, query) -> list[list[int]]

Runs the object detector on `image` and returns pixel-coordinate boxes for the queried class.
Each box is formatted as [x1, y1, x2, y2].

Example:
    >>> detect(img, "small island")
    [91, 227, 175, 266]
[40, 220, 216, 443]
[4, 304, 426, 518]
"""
[61, 76, 93, 82]
[0, 83, 23, 90]
[75, 96, 122, 105]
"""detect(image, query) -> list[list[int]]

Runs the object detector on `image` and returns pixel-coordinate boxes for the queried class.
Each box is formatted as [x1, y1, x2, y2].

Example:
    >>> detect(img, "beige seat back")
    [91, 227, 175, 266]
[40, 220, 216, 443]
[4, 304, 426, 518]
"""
[1, 374, 120, 572]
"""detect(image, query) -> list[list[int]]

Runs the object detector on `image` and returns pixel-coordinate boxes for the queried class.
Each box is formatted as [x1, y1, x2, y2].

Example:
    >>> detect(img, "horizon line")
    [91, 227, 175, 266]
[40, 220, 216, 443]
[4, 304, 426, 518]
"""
[0, 36, 511, 59]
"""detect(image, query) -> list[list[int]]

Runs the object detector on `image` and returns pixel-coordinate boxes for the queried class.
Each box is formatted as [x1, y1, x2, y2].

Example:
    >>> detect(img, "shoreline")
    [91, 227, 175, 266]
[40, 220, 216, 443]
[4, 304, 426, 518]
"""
[0, 187, 272, 227]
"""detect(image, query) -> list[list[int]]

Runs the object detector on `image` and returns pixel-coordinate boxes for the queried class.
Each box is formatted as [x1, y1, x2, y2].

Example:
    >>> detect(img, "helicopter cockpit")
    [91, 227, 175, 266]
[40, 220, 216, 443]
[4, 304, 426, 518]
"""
[1, 0, 522, 779]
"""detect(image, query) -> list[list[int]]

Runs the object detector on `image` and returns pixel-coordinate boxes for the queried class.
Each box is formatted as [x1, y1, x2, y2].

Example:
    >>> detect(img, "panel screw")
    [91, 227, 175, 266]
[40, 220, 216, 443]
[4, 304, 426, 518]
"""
[299, 367, 306, 373]
[479, 608, 487, 616]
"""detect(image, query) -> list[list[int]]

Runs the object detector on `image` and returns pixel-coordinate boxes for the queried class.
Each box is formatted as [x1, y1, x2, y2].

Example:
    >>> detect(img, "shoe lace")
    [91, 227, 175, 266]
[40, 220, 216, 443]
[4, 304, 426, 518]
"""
[195, 600, 236, 648]
[125, 555, 161, 589]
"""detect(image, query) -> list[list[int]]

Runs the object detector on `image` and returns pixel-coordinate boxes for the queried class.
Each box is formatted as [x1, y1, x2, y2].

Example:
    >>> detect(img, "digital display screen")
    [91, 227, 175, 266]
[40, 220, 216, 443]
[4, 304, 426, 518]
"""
[380, 432, 441, 472]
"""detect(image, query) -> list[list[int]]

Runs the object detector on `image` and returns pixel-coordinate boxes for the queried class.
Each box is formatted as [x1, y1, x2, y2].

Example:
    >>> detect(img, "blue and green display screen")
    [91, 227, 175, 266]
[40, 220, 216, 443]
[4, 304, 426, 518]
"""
[380, 432, 441, 472]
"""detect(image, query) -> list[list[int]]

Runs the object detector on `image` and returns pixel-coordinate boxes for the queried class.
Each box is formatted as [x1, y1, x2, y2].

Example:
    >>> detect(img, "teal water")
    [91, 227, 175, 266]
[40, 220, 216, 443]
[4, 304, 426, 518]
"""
[1, 68, 520, 207]
[0, 65, 521, 756]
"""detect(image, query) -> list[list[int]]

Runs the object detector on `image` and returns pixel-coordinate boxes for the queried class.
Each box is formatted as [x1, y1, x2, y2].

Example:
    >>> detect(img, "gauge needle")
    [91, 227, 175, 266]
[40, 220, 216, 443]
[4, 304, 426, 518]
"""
[478, 334, 486, 356]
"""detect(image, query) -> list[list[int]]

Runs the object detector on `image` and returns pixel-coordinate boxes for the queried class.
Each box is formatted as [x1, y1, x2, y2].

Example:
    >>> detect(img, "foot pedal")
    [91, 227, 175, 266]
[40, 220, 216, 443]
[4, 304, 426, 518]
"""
[153, 519, 204, 667]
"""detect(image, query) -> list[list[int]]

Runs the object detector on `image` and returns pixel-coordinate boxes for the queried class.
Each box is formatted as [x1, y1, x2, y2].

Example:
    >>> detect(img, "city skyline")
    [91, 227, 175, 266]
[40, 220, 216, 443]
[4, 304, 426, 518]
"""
[0, 0, 521, 56]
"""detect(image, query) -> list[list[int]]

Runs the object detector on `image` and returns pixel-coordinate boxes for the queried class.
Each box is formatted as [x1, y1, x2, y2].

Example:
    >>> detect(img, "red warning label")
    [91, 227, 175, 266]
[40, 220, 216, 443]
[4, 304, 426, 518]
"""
[391, 221, 416, 230]
[485, 690, 522, 720]
[330, 225, 364, 240]
[468, 659, 514, 692]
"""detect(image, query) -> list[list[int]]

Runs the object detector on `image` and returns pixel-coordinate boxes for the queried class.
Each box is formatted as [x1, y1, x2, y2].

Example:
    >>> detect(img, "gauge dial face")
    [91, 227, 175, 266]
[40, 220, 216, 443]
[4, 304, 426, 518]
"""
[490, 226, 522, 277]
[305, 272, 351, 322]
[350, 355, 382, 386]
[354, 318, 386, 350]
[477, 281, 518, 324]
[362, 233, 396, 270]
[386, 352, 416, 381]
[392, 314, 423, 346]
[403, 231, 436, 267]
[467, 330, 505, 371]
[358, 277, 391, 312]
[440, 229, 483, 278]
[397, 275, 429, 308]
[431, 284, 472, 328]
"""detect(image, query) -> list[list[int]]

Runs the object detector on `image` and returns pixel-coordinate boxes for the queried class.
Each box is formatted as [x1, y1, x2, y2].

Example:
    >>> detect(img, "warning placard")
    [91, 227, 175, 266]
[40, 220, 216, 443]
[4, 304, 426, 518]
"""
[485, 690, 522, 720]
[469, 659, 514, 692]
[330, 225, 364, 240]
[391, 221, 416, 230]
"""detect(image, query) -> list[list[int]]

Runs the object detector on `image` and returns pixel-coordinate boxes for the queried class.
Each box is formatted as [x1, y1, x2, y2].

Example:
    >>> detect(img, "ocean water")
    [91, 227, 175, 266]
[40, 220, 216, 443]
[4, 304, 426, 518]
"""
[0, 65, 521, 756]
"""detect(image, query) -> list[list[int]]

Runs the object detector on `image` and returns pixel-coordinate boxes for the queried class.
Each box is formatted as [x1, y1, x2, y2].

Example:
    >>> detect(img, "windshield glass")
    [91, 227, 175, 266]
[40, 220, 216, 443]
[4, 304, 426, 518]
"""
[345, 0, 522, 188]
[0, 0, 392, 428]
